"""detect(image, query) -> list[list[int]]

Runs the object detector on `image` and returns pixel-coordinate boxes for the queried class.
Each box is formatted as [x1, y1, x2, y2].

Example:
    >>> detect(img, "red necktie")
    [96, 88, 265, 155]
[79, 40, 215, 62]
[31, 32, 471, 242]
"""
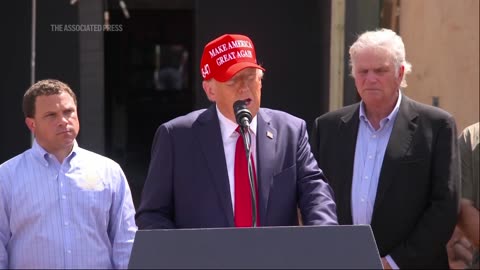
[234, 127, 259, 227]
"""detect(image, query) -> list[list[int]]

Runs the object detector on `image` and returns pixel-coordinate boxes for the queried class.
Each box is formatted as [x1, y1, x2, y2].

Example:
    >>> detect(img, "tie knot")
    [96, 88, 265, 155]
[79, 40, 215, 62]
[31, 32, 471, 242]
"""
[235, 126, 242, 134]
[236, 126, 252, 137]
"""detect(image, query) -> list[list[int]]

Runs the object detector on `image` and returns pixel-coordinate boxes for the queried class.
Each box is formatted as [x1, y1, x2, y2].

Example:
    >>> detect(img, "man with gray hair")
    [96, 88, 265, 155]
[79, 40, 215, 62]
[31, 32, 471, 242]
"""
[310, 28, 459, 268]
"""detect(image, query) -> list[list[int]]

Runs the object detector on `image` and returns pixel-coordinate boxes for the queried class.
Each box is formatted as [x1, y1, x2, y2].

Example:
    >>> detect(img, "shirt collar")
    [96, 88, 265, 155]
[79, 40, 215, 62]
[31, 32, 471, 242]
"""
[216, 105, 257, 142]
[32, 138, 79, 165]
[359, 90, 402, 124]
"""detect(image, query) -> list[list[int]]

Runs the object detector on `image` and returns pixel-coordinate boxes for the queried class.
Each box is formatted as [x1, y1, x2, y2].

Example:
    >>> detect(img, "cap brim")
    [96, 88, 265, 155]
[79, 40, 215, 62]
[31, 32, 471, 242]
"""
[213, 62, 265, 82]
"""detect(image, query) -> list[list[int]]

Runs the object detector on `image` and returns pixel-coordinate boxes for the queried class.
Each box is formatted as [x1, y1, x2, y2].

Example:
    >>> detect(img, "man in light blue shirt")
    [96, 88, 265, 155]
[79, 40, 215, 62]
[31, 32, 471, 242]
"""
[0, 79, 137, 269]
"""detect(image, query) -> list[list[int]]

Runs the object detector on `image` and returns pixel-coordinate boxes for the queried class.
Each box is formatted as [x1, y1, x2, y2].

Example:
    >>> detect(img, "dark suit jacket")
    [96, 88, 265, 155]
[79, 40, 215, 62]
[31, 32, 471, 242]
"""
[136, 105, 337, 229]
[311, 95, 459, 268]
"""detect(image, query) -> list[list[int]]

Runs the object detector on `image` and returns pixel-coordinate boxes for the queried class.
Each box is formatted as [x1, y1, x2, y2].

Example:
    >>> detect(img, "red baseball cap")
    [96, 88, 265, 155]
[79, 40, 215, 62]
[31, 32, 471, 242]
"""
[200, 34, 265, 82]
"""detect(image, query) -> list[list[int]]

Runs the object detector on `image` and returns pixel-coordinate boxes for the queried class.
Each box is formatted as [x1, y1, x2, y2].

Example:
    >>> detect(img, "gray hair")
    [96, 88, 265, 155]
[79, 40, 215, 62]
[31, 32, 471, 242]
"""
[349, 28, 412, 88]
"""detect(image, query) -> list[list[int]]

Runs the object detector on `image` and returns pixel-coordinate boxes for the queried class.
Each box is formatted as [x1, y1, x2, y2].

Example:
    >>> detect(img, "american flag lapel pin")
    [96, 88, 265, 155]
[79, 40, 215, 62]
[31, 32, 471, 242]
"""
[266, 131, 273, 139]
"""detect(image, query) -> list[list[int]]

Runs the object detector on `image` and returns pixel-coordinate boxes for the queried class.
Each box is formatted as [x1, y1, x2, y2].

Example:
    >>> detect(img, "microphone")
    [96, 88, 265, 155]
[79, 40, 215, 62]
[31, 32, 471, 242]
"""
[233, 100, 252, 128]
[119, 0, 130, 19]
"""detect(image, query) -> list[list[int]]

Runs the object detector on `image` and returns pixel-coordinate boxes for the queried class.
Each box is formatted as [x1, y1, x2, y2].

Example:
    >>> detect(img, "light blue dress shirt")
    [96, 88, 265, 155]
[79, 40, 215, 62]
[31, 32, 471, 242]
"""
[0, 140, 137, 269]
[351, 92, 402, 268]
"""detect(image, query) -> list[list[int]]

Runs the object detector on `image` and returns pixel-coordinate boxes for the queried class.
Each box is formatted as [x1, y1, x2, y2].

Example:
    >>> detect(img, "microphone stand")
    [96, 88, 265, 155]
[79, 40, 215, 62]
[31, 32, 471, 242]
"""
[239, 125, 257, 227]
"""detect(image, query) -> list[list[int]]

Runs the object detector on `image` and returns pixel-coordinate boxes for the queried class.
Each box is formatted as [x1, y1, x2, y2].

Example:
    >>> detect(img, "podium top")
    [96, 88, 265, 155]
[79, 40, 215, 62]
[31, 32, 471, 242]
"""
[129, 225, 382, 269]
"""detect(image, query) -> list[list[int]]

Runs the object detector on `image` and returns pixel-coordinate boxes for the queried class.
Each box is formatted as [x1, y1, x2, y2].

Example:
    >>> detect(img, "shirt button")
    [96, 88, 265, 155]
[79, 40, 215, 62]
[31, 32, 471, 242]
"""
[368, 155, 373, 159]
[372, 135, 377, 138]
[364, 176, 369, 180]
[360, 198, 365, 202]
[62, 195, 66, 200]
[64, 221, 69, 226]
[67, 250, 72, 254]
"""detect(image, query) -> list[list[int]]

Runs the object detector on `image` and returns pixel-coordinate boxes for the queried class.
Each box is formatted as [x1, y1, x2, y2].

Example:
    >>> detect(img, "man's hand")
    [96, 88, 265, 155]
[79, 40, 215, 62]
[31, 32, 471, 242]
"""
[447, 226, 475, 269]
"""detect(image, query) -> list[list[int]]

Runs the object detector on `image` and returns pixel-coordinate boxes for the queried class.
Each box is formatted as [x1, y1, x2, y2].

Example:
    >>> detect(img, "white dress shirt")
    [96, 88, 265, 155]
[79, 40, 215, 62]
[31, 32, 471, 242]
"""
[216, 106, 257, 212]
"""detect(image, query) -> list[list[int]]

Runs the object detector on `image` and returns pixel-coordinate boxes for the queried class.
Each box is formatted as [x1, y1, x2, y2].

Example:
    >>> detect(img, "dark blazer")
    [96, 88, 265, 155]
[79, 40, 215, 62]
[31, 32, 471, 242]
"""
[310, 95, 459, 268]
[136, 105, 337, 229]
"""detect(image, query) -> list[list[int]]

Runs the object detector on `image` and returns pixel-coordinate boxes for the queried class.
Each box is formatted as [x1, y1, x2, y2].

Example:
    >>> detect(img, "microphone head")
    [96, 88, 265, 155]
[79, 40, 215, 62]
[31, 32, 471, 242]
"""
[233, 100, 252, 126]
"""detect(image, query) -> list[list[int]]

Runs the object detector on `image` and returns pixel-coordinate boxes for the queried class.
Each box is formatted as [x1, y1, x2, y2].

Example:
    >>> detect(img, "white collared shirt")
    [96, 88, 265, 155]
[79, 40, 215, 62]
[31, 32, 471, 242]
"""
[216, 106, 257, 212]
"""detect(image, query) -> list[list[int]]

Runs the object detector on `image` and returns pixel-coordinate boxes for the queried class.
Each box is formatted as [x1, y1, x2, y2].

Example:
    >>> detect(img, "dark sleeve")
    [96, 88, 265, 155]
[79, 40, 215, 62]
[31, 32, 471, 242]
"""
[296, 119, 338, 225]
[135, 124, 176, 229]
[309, 117, 321, 163]
[390, 115, 460, 267]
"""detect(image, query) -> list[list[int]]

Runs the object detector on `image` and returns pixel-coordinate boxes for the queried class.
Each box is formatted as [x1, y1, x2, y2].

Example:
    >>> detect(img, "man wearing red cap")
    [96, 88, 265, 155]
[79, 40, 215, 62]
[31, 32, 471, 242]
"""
[136, 34, 337, 229]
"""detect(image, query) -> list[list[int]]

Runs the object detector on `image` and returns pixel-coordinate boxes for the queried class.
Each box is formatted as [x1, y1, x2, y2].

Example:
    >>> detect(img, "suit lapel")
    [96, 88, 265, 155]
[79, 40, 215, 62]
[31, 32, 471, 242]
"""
[373, 96, 418, 216]
[256, 110, 276, 224]
[196, 105, 234, 226]
[338, 105, 360, 224]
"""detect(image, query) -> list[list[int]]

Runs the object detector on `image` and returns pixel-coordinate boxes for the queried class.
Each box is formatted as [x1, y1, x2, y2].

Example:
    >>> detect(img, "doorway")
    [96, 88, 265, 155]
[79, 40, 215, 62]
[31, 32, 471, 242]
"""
[105, 4, 194, 207]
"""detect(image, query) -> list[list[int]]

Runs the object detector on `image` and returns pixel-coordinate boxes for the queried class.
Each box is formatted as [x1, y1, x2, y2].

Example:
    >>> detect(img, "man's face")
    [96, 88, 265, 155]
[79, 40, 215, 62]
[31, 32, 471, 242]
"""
[203, 67, 262, 123]
[352, 47, 404, 109]
[25, 91, 80, 154]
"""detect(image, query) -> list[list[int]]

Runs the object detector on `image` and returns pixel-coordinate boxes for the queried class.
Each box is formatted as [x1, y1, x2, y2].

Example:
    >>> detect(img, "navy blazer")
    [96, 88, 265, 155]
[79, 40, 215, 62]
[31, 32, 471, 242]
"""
[136, 105, 337, 229]
[311, 95, 459, 268]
